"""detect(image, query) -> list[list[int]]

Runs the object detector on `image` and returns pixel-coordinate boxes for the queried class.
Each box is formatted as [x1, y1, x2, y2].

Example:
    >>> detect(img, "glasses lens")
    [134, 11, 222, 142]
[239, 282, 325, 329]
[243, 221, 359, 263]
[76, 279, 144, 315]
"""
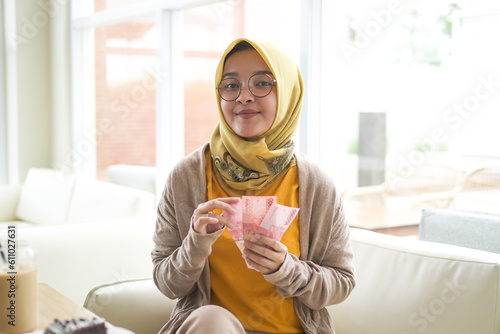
[217, 74, 275, 101]
[249, 74, 274, 98]
[218, 78, 240, 101]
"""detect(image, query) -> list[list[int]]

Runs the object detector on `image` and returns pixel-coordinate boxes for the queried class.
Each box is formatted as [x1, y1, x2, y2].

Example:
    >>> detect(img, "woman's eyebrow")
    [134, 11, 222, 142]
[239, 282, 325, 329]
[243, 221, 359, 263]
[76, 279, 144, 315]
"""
[221, 70, 274, 79]
[254, 70, 273, 76]
[222, 71, 238, 79]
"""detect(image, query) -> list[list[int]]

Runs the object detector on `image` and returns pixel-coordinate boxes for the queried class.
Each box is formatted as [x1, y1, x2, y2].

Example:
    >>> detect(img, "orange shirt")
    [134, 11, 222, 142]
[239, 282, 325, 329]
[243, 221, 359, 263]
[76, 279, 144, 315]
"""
[206, 151, 302, 333]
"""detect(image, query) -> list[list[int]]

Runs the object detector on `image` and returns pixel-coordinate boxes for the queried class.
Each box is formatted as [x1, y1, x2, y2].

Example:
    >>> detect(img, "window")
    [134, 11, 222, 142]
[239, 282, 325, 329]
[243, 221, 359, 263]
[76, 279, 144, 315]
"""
[71, 0, 304, 183]
[182, 0, 301, 154]
[94, 17, 157, 179]
[72, 0, 500, 197]
[319, 0, 500, 192]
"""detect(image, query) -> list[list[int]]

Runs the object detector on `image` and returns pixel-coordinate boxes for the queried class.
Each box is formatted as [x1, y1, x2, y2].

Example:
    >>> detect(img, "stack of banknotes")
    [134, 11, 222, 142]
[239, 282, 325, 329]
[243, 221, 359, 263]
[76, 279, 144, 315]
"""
[223, 196, 299, 268]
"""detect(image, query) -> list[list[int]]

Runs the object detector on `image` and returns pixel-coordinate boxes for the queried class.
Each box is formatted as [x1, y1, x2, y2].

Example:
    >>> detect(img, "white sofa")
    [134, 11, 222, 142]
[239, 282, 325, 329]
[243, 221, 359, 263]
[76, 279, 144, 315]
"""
[84, 227, 500, 334]
[0, 168, 157, 304]
[106, 164, 157, 195]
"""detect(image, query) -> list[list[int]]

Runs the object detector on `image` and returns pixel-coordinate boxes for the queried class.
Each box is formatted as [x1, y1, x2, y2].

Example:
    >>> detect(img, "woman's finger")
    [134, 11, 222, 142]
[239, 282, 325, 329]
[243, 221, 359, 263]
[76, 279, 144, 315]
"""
[197, 198, 239, 216]
[244, 235, 288, 274]
[192, 198, 240, 234]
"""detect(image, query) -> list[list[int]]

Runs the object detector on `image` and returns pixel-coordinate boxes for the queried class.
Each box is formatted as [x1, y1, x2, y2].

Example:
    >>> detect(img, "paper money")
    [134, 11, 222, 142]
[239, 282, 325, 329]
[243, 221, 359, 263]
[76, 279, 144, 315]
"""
[255, 203, 300, 240]
[223, 200, 244, 252]
[242, 196, 276, 240]
[224, 196, 299, 269]
[224, 200, 243, 238]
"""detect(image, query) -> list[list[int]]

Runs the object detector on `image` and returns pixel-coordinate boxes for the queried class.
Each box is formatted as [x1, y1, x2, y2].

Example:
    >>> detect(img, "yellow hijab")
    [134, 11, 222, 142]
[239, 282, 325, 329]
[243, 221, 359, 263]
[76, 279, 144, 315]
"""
[209, 38, 303, 196]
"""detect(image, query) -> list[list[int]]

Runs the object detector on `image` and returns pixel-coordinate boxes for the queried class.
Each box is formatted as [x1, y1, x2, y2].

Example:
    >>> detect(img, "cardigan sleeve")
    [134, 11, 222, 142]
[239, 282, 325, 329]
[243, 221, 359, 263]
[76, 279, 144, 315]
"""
[263, 214, 354, 309]
[152, 192, 222, 299]
[151, 146, 220, 300]
[263, 155, 355, 309]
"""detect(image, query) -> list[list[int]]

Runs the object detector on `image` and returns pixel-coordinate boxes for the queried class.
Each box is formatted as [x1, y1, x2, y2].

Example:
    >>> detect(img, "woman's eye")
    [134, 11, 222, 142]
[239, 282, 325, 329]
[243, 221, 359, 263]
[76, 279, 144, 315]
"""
[256, 80, 272, 87]
[225, 82, 239, 90]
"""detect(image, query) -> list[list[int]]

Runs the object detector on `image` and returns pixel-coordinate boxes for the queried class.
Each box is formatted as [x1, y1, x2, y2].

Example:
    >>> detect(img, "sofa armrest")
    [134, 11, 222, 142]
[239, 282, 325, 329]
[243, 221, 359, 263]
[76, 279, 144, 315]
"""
[329, 227, 500, 334]
[19, 217, 156, 305]
[0, 184, 22, 221]
[84, 278, 174, 334]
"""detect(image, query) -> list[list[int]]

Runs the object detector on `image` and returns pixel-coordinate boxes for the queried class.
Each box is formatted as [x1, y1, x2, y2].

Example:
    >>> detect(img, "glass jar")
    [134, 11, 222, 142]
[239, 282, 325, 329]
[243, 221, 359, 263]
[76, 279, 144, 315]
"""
[0, 227, 37, 334]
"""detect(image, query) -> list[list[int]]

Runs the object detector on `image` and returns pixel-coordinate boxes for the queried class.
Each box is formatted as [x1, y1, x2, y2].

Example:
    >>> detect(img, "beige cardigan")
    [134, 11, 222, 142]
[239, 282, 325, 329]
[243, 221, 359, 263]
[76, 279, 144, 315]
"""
[152, 144, 355, 334]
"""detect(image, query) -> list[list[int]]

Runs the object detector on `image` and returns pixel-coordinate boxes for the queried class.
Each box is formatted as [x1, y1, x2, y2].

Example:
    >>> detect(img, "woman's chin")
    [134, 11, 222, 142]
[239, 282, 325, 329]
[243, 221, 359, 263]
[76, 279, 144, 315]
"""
[234, 126, 269, 140]
[237, 131, 265, 141]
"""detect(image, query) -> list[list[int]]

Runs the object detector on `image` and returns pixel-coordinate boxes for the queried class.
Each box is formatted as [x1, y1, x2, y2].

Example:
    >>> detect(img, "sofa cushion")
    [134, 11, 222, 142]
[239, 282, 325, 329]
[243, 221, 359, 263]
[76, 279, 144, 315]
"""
[420, 209, 500, 254]
[0, 221, 37, 229]
[15, 169, 76, 224]
[0, 184, 23, 221]
[68, 179, 150, 223]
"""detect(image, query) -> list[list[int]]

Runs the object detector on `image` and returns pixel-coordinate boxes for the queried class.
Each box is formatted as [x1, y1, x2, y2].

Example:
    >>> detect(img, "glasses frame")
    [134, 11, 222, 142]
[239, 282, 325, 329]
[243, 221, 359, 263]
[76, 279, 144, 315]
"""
[216, 73, 277, 102]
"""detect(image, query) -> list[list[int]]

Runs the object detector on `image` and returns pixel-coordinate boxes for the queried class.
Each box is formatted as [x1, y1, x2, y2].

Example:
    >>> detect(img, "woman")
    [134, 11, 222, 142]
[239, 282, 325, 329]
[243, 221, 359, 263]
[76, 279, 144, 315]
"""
[152, 38, 355, 334]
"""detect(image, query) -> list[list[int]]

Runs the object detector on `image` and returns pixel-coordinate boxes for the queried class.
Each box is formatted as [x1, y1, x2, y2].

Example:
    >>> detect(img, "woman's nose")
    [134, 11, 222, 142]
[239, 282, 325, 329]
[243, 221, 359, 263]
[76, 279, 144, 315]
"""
[237, 82, 255, 103]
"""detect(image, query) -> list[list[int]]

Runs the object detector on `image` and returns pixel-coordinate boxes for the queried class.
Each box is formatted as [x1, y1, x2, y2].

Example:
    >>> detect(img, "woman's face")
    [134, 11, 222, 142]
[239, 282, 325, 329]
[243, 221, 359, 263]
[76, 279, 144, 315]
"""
[220, 49, 277, 139]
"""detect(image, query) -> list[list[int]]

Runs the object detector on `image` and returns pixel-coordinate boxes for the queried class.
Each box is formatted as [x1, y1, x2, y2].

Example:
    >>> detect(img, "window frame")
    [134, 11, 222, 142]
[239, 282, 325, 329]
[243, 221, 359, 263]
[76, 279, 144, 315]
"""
[299, 0, 322, 163]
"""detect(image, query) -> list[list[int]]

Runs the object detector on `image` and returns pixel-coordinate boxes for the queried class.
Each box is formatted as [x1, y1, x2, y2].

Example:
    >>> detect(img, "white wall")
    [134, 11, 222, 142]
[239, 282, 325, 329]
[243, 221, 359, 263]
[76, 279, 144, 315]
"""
[49, 0, 72, 177]
[15, 0, 52, 182]
[0, 0, 7, 184]
[2, 0, 71, 184]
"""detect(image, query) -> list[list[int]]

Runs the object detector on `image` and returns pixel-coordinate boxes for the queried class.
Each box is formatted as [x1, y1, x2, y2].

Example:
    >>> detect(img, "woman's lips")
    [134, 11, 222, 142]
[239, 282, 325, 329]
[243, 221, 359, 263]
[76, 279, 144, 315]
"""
[236, 109, 260, 119]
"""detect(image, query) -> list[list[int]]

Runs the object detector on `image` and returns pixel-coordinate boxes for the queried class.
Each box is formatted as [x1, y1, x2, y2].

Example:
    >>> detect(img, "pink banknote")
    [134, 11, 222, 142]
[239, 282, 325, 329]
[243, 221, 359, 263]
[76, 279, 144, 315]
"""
[223, 196, 299, 270]
[255, 203, 300, 240]
[223, 199, 243, 241]
[242, 196, 276, 240]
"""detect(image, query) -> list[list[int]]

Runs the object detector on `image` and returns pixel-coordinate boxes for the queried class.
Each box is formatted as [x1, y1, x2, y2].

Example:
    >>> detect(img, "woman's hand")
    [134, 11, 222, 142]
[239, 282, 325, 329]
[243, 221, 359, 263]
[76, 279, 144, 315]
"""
[244, 234, 288, 274]
[192, 197, 239, 235]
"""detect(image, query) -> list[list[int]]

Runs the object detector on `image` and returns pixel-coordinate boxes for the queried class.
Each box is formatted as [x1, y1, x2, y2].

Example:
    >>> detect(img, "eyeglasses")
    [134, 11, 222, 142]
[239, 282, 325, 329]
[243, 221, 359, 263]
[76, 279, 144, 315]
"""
[216, 73, 277, 102]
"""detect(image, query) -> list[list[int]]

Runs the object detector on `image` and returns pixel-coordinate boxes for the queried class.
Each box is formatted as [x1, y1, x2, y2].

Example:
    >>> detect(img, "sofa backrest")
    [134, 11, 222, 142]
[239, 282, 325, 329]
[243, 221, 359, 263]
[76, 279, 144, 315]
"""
[15, 168, 155, 225]
[107, 164, 157, 195]
[16, 168, 76, 224]
[328, 228, 500, 334]
[68, 177, 154, 223]
[0, 184, 24, 221]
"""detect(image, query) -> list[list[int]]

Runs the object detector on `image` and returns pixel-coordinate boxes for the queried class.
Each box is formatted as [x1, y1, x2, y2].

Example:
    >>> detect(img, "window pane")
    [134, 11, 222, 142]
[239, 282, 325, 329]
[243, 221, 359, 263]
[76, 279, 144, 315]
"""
[182, 0, 301, 155]
[94, 17, 157, 180]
